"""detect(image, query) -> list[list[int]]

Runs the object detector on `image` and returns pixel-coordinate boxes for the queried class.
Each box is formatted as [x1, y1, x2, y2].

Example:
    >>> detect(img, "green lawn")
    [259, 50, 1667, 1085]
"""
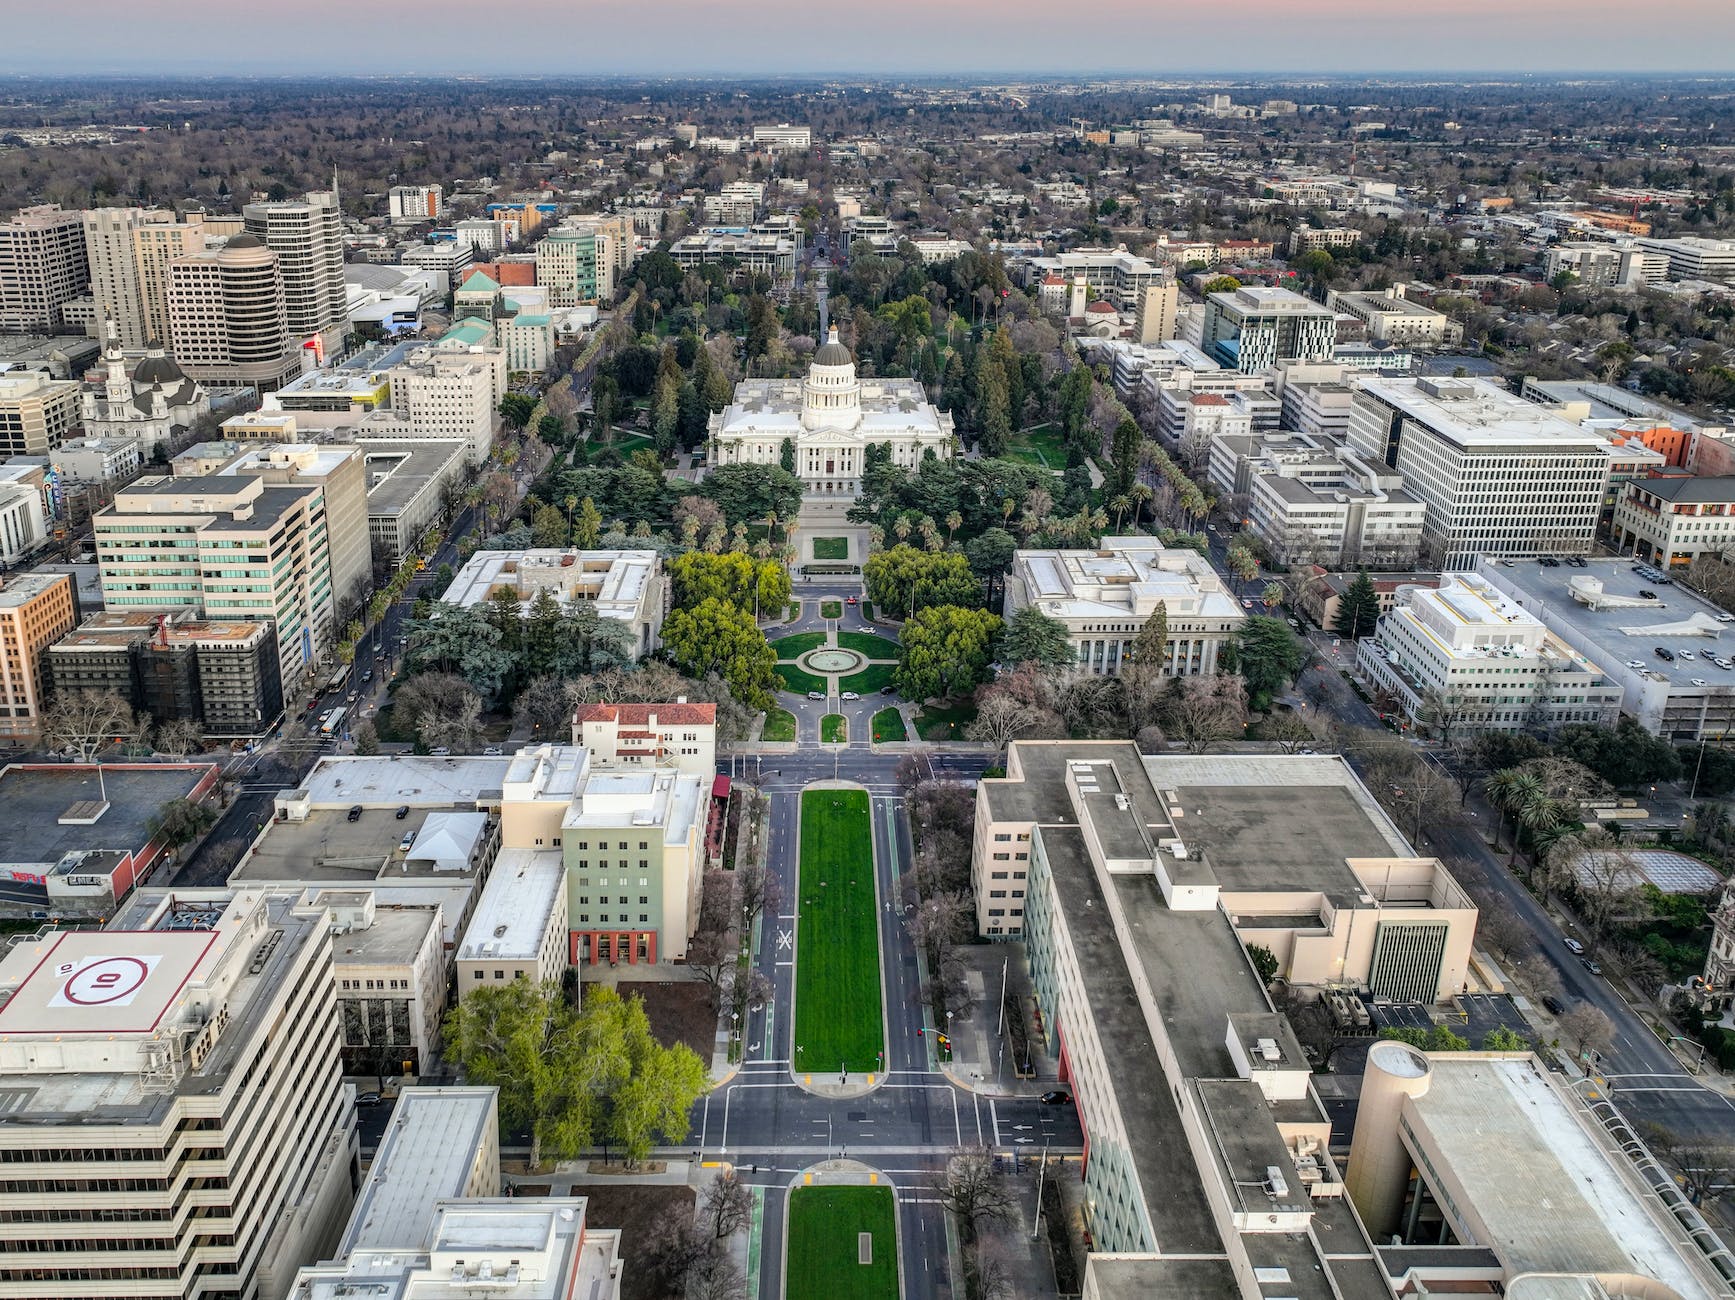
[837, 631, 901, 659]
[861, 600, 876, 622]
[788, 601, 801, 622]
[870, 708, 907, 743]
[787, 1186, 899, 1300]
[777, 664, 829, 696]
[812, 536, 850, 560]
[821, 714, 848, 743]
[915, 699, 978, 741]
[763, 707, 797, 742]
[795, 790, 884, 1073]
[841, 662, 898, 695]
[1003, 422, 1069, 470]
[820, 600, 844, 619]
[771, 631, 827, 661]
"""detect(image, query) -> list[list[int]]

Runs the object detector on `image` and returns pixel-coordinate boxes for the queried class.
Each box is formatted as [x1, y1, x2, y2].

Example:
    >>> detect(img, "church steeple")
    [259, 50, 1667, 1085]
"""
[102, 317, 131, 409]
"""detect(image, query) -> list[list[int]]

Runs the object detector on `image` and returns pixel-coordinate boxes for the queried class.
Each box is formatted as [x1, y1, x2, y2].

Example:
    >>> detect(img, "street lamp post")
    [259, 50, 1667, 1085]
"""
[1031, 1138, 1050, 1241]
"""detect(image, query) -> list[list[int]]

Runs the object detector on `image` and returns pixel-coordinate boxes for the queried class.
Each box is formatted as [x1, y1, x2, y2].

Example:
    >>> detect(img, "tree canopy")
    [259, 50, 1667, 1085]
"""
[897, 605, 1002, 701]
[660, 597, 778, 711]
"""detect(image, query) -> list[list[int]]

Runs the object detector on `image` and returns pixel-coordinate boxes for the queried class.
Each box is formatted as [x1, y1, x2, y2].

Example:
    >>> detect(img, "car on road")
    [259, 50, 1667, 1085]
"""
[429, 746, 451, 756]
[846, 595, 859, 605]
[1639, 589, 1657, 599]
[1542, 995, 1566, 1015]
[1626, 659, 1646, 668]
[1679, 649, 1697, 660]
[482, 746, 503, 756]
[355, 1091, 382, 1107]
[807, 691, 825, 700]
[346, 805, 363, 822]
[1564, 937, 1586, 956]
[1241, 598, 1255, 608]
[1655, 646, 1675, 661]
[394, 805, 410, 819]
[1039, 1091, 1073, 1106]
[880, 684, 897, 694]
[1692, 677, 1708, 686]
[841, 691, 860, 700]
[1581, 957, 1604, 976]
[361, 669, 373, 683]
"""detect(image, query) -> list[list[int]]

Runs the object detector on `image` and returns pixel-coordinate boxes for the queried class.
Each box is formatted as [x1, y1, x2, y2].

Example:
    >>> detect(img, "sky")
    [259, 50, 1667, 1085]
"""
[5, 0, 1735, 77]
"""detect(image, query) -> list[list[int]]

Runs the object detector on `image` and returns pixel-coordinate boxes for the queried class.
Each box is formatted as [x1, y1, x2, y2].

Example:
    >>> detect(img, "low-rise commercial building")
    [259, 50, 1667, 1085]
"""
[501, 743, 704, 965]
[456, 848, 569, 995]
[0, 571, 78, 742]
[573, 700, 717, 776]
[1327, 286, 1459, 347]
[1247, 443, 1425, 568]
[669, 228, 796, 278]
[1018, 249, 1167, 312]
[312, 888, 447, 1079]
[1357, 573, 1621, 734]
[1003, 538, 1245, 677]
[355, 437, 468, 562]
[1635, 235, 1735, 285]
[1612, 475, 1735, 570]
[47, 609, 285, 737]
[443, 549, 664, 660]
[53, 433, 144, 488]
[0, 369, 80, 458]
[0, 888, 357, 1299]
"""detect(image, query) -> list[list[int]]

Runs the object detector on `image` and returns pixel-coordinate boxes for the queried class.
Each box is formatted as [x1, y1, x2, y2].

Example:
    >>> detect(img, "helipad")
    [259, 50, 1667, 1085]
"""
[0, 929, 217, 1036]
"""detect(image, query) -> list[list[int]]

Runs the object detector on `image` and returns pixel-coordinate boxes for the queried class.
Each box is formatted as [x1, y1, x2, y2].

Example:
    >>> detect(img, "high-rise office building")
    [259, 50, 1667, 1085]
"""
[0, 570, 79, 743]
[0, 205, 90, 334]
[167, 235, 302, 390]
[0, 888, 357, 1300]
[83, 207, 208, 349]
[243, 190, 348, 358]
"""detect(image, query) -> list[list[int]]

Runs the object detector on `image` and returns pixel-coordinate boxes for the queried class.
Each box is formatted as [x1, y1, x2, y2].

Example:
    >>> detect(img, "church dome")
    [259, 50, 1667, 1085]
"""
[132, 351, 186, 385]
[813, 325, 854, 368]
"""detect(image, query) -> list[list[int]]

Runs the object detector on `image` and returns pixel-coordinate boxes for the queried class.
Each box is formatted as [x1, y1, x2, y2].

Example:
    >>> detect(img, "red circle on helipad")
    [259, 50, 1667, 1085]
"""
[62, 957, 150, 1006]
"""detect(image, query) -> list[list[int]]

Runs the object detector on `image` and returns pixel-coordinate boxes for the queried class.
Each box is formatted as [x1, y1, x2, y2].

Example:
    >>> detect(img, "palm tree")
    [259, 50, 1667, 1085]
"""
[945, 510, 962, 546]
[1109, 494, 1131, 533]
[1001, 498, 1016, 529]
[564, 494, 578, 545]
[1513, 794, 1566, 870]
[893, 515, 913, 545]
[1485, 767, 1543, 858]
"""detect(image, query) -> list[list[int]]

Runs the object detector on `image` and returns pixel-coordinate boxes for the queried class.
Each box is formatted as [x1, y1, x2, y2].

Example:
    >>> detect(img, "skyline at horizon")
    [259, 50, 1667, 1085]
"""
[5, 0, 1735, 78]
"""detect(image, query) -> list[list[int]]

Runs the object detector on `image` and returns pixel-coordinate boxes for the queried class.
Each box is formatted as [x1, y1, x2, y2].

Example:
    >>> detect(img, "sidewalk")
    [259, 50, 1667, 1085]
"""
[938, 944, 1061, 1097]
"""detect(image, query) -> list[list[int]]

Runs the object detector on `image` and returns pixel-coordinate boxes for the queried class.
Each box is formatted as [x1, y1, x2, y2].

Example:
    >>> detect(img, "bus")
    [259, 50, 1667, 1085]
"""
[322, 666, 350, 695]
[319, 707, 347, 737]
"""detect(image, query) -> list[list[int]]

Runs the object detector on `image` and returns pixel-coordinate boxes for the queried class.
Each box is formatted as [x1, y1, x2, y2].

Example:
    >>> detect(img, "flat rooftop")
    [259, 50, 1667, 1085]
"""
[339, 1086, 496, 1254]
[1476, 558, 1735, 692]
[1408, 1054, 1728, 1299]
[459, 849, 563, 962]
[0, 762, 216, 872]
[1357, 376, 1614, 451]
[237, 808, 478, 887]
[0, 927, 216, 1037]
[296, 755, 512, 808]
[359, 439, 467, 516]
[329, 903, 441, 966]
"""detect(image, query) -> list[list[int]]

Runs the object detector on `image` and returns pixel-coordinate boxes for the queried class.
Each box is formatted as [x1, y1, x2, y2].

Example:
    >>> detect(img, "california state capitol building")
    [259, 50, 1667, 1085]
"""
[706, 325, 954, 531]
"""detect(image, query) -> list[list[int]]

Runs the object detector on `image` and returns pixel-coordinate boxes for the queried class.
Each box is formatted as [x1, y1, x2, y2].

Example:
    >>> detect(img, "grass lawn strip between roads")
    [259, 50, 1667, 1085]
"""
[821, 714, 848, 743]
[794, 789, 883, 1074]
[820, 599, 844, 619]
[836, 631, 901, 659]
[915, 699, 977, 741]
[770, 631, 826, 660]
[762, 707, 797, 742]
[840, 662, 898, 695]
[777, 664, 829, 696]
[786, 1185, 899, 1300]
[812, 536, 850, 560]
[870, 708, 907, 742]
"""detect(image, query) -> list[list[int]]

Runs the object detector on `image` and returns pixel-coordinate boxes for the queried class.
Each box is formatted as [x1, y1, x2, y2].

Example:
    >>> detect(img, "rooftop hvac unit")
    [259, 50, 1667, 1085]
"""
[1256, 1037, 1281, 1062]
[1263, 1166, 1289, 1198]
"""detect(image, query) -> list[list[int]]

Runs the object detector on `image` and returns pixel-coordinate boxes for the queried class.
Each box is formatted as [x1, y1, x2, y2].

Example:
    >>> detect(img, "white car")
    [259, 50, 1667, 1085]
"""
[1679, 649, 1697, 660]
[1626, 659, 1645, 668]
[1692, 677, 1708, 686]
[840, 691, 860, 701]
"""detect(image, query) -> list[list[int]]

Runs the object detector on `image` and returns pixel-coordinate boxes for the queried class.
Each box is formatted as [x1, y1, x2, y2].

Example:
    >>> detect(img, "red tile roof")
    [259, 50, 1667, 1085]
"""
[574, 701, 717, 727]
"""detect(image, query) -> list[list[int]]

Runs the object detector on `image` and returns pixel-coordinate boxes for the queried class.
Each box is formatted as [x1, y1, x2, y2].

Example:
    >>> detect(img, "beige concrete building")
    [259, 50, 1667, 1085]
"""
[1327, 286, 1459, 347]
[444, 549, 665, 660]
[166, 235, 303, 391]
[501, 743, 704, 964]
[0, 205, 89, 334]
[456, 848, 569, 995]
[386, 345, 504, 465]
[309, 889, 447, 1079]
[94, 473, 337, 689]
[0, 888, 357, 1300]
[0, 571, 79, 743]
[0, 369, 81, 457]
[82, 208, 209, 349]
[355, 437, 469, 563]
[572, 700, 717, 776]
[1345, 1043, 1733, 1299]
[225, 443, 373, 625]
[1003, 538, 1245, 678]
[243, 192, 349, 358]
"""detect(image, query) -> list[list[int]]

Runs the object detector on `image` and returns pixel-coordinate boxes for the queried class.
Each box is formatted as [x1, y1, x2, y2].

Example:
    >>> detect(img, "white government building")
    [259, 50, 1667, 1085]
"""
[706, 326, 953, 519]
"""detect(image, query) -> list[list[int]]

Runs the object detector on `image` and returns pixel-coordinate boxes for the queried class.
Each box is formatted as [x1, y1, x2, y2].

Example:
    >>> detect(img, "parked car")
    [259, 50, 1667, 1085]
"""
[1542, 995, 1566, 1016]
[807, 691, 825, 701]
[841, 691, 860, 701]
[1564, 937, 1586, 956]
[1039, 1090, 1073, 1106]
[1582, 958, 1604, 976]
[398, 831, 416, 852]
[1639, 589, 1657, 599]
[1692, 677, 1708, 686]
[846, 595, 860, 605]
[482, 746, 503, 756]
[394, 805, 410, 820]
[429, 746, 451, 756]
[880, 684, 897, 695]
[356, 1091, 382, 1107]
[346, 805, 363, 822]
[1679, 649, 1697, 660]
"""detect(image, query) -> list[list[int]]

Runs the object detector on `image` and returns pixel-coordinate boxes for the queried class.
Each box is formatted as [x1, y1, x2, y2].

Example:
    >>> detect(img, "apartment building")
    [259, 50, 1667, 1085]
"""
[398, 241, 474, 295]
[46, 609, 285, 737]
[535, 223, 618, 306]
[243, 191, 349, 357]
[1156, 388, 1252, 462]
[0, 205, 90, 333]
[572, 700, 717, 776]
[1289, 226, 1363, 253]
[444, 548, 664, 660]
[94, 473, 336, 688]
[387, 346, 503, 464]
[0, 888, 357, 1300]
[1347, 376, 1615, 568]
[1358, 573, 1621, 734]
[1280, 378, 1357, 437]
[83, 208, 209, 349]
[703, 182, 764, 226]
[1018, 249, 1167, 312]
[1327, 285, 1458, 346]
[500, 743, 705, 964]
[0, 369, 81, 457]
[1202, 285, 1338, 372]
[0, 572, 78, 743]
[312, 889, 447, 1078]
[355, 437, 468, 562]
[387, 184, 445, 226]
[166, 235, 303, 390]
[456, 849, 569, 996]
[1542, 240, 1668, 290]
[1247, 443, 1425, 568]
[55, 434, 145, 487]
[1002, 538, 1245, 678]
[1612, 475, 1735, 569]
[983, 742, 1472, 1295]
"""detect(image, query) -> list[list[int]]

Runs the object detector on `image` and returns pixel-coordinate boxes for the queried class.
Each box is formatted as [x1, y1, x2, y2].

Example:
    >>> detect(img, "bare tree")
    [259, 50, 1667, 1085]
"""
[1164, 675, 1248, 753]
[1560, 1004, 1613, 1060]
[938, 1147, 1017, 1241]
[153, 717, 206, 760]
[42, 689, 133, 762]
[1476, 909, 1532, 966]
[1265, 710, 1314, 754]
[700, 1168, 754, 1239]
[965, 690, 1047, 750]
[1278, 991, 1346, 1073]
[736, 857, 783, 933]
[1641, 1124, 1735, 1207]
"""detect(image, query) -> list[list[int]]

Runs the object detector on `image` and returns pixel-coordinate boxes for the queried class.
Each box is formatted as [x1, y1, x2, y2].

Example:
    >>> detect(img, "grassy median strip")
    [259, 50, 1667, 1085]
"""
[787, 1185, 899, 1300]
[794, 789, 883, 1074]
[821, 713, 848, 743]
